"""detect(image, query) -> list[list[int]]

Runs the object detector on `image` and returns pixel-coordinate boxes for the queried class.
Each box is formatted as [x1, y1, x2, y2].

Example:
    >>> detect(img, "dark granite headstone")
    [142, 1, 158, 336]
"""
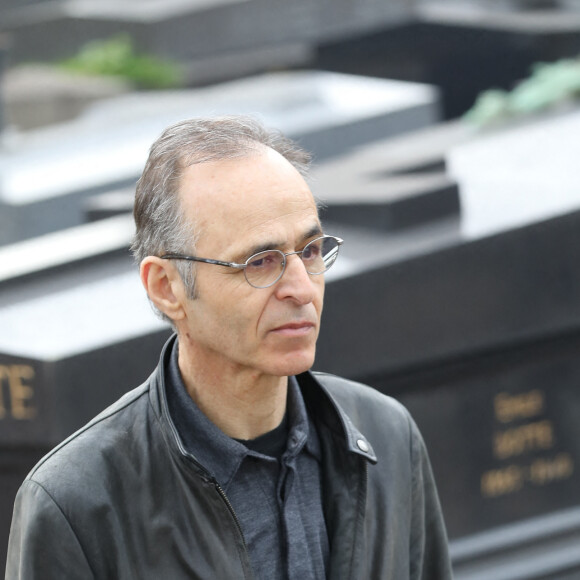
[0, 0, 413, 81]
[314, 120, 470, 231]
[310, 110, 580, 575]
[0, 335, 172, 571]
[0, 216, 171, 571]
[314, 207, 580, 576]
[391, 335, 580, 538]
[316, 4, 580, 118]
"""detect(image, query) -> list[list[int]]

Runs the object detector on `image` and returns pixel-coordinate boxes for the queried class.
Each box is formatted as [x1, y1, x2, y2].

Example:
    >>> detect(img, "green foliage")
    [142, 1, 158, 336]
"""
[464, 55, 580, 127]
[59, 34, 183, 89]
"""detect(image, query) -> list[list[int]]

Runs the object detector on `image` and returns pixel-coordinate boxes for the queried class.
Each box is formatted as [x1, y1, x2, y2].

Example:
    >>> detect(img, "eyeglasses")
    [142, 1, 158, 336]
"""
[161, 235, 343, 289]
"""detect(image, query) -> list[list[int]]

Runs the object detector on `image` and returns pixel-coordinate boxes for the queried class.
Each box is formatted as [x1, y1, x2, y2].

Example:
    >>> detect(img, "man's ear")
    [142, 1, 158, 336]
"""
[140, 257, 186, 321]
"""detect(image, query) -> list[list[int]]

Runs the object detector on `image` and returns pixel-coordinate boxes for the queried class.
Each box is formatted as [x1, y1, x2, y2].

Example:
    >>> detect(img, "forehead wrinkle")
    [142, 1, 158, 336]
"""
[239, 220, 322, 261]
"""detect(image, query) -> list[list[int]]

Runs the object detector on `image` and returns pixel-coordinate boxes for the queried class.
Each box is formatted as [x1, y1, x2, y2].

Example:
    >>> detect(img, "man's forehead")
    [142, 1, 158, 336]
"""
[178, 151, 319, 251]
[179, 151, 315, 217]
[239, 221, 323, 256]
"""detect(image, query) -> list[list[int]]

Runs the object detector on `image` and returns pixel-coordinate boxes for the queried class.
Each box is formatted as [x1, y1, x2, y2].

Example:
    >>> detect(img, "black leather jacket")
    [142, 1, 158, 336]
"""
[6, 338, 452, 579]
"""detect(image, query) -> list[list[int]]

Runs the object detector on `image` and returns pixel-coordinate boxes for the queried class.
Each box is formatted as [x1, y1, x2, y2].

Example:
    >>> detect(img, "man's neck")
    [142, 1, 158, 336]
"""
[177, 346, 288, 440]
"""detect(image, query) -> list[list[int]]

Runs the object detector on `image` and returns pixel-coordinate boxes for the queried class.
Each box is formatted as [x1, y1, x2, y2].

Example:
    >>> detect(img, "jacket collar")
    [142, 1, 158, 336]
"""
[296, 371, 377, 464]
[150, 335, 377, 466]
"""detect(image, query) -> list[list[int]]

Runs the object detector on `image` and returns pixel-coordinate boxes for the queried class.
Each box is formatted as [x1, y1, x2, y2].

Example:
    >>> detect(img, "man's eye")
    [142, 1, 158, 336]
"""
[247, 252, 278, 269]
[248, 258, 264, 268]
[302, 243, 321, 260]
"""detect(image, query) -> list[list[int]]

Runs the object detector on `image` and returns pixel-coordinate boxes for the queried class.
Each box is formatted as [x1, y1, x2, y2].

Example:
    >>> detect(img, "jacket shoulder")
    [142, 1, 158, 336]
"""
[27, 382, 152, 488]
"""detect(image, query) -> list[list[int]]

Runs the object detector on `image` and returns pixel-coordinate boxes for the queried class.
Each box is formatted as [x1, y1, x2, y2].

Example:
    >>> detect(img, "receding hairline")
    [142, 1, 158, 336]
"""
[175, 143, 312, 203]
[173, 144, 319, 246]
[176, 140, 291, 173]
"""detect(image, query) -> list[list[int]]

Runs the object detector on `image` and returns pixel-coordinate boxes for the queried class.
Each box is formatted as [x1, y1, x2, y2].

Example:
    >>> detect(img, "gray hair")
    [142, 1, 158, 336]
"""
[131, 115, 312, 322]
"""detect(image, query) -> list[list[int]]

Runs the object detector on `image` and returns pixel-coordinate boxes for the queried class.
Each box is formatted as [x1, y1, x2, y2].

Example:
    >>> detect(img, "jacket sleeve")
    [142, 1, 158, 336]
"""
[409, 418, 454, 580]
[5, 480, 94, 580]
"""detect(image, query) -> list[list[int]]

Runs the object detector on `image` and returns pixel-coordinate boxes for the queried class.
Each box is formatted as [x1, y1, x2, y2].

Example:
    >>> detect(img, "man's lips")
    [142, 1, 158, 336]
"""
[270, 321, 316, 336]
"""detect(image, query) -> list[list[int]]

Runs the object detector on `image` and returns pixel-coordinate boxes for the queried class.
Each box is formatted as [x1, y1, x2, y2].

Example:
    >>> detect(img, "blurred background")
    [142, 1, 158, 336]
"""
[1, 0, 580, 577]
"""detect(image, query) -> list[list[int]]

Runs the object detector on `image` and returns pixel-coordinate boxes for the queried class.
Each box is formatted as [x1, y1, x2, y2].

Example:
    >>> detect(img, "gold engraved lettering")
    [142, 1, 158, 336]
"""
[494, 390, 544, 423]
[493, 420, 554, 460]
[481, 465, 525, 498]
[9, 366, 36, 419]
[0, 366, 8, 418]
[481, 454, 575, 498]
[0, 364, 37, 420]
[529, 453, 574, 485]
[482, 388, 574, 498]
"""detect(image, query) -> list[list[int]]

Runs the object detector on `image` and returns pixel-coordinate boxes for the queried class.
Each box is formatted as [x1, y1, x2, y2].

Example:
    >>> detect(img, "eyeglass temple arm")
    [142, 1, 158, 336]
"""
[160, 254, 246, 269]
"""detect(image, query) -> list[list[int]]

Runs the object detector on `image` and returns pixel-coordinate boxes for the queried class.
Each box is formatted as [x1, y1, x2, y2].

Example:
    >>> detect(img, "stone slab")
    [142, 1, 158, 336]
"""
[320, 174, 460, 232]
[84, 187, 135, 221]
[316, 209, 580, 381]
[315, 208, 580, 542]
[2, 64, 131, 130]
[315, 9, 580, 119]
[0, 331, 170, 446]
[0, 70, 439, 245]
[399, 334, 580, 539]
[311, 120, 472, 231]
[418, 1, 580, 31]
[447, 108, 580, 238]
[0, 216, 163, 445]
[0, 213, 135, 285]
[0, 0, 414, 73]
[0, 218, 163, 363]
[451, 506, 580, 579]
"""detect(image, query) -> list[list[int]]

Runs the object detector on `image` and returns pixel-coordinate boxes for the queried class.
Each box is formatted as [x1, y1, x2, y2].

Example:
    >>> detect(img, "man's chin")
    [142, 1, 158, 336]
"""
[272, 350, 316, 378]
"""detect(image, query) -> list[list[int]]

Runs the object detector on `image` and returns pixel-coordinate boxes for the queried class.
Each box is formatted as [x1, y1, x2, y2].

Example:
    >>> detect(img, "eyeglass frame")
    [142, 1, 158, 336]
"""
[160, 234, 343, 289]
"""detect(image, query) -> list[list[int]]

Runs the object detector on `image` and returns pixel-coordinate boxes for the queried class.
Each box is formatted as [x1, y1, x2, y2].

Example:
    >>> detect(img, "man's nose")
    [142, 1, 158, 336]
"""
[274, 254, 318, 303]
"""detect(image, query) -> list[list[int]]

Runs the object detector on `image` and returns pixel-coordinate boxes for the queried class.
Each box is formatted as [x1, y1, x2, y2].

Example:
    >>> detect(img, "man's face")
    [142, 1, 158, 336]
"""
[175, 148, 325, 380]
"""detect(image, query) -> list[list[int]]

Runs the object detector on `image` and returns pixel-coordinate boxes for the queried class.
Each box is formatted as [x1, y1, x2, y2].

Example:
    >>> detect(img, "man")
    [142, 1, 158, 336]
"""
[6, 116, 452, 579]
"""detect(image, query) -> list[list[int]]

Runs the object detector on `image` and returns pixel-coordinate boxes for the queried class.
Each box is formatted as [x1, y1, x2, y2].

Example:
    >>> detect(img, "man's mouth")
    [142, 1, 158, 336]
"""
[270, 321, 316, 336]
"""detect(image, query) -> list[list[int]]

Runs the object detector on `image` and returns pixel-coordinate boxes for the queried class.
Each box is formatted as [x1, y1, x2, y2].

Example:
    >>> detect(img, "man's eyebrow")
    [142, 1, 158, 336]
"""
[240, 224, 323, 260]
[304, 224, 323, 240]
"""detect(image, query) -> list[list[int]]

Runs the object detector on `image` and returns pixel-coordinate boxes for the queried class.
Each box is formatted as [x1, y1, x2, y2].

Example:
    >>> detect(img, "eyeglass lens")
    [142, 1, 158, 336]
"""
[244, 236, 341, 288]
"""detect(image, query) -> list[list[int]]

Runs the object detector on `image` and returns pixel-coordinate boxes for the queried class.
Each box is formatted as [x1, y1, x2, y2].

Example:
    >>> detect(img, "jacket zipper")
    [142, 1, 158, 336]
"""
[213, 480, 256, 580]
[214, 480, 249, 553]
[164, 413, 252, 572]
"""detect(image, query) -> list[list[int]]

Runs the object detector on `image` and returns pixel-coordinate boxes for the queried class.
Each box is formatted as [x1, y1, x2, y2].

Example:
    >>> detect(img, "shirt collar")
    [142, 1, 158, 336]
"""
[287, 376, 321, 462]
[164, 339, 320, 489]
